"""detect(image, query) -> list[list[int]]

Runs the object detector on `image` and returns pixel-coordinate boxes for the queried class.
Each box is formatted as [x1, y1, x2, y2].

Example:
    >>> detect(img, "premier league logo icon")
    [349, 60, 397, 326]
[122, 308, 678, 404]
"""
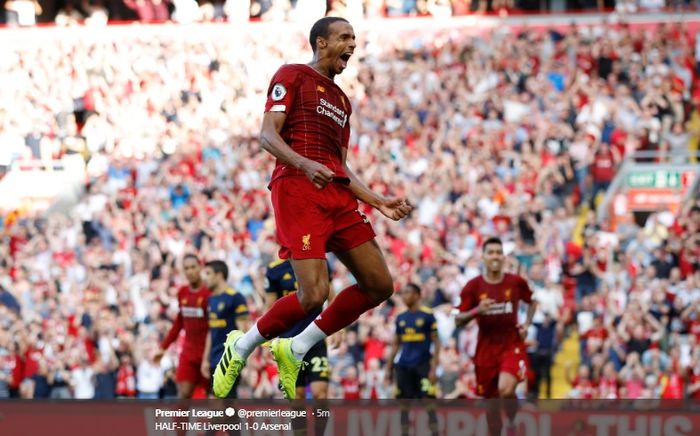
[272, 83, 286, 101]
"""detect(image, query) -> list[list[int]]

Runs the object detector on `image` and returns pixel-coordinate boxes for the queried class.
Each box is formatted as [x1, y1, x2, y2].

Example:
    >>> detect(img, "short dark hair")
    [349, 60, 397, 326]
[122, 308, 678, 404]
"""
[403, 283, 421, 295]
[309, 16, 349, 53]
[205, 260, 229, 281]
[482, 237, 503, 252]
[183, 253, 200, 264]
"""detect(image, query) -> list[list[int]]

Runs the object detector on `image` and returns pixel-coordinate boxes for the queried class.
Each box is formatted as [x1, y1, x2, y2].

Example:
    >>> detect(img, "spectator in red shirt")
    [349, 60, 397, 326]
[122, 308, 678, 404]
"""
[341, 365, 361, 400]
[115, 354, 136, 398]
[597, 362, 619, 399]
[589, 142, 619, 209]
[565, 363, 596, 399]
[660, 365, 684, 399]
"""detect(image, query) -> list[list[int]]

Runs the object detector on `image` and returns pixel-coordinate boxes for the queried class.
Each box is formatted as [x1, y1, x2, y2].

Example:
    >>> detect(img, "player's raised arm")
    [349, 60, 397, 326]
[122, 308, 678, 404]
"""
[260, 111, 335, 189]
[340, 147, 412, 221]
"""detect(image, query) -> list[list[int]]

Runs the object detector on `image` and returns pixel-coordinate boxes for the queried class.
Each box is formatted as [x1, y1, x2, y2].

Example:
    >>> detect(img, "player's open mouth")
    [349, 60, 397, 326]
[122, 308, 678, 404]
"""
[339, 52, 353, 68]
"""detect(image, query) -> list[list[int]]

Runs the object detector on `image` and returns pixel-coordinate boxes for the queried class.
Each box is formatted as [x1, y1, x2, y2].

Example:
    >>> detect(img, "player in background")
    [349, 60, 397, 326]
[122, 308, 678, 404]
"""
[157, 254, 210, 399]
[213, 16, 412, 400]
[265, 257, 337, 435]
[386, 283, 440, 436]
[201, 260, 249, 398]
[455, 237, 537, 436]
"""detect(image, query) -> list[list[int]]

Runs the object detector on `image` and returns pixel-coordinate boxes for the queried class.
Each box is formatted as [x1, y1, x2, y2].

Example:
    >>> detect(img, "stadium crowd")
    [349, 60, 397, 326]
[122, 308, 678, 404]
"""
[0, 0, 492, 27]
[1, 16, 700, 401]
[0, 0, 676, 27]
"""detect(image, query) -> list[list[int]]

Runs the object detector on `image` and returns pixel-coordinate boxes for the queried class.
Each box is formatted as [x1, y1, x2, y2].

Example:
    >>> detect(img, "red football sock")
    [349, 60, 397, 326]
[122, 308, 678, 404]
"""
[256, 292, 308, 339]
[314, 284, 376, 335]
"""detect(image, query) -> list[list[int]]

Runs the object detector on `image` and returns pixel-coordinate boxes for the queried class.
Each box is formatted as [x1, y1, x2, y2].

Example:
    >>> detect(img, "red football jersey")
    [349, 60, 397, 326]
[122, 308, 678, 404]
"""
[458, 273, 532, 366]
[264, 64, 352, 184]
[161, 285, 210, 357]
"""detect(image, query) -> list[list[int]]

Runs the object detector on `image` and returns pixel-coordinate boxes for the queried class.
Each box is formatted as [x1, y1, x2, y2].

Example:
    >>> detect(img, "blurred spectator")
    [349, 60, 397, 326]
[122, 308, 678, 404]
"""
[4, 0, 42, 26]
[136, 348, 164, 399]
[70, 358, 96, 399]
[639, 0, 666, 11]
[30, 361, 52, 399]
[115, 354, 137, 398]
[0, 332, 13, 399]
[615, 0, 638, 13]
[589, 142, 619, 208]
[93, 354, 118, 399]
[123, 0, 169, 21]
[48, 361, 72, 399]
[81, 0, 109, 25]
[530, 313, 557, 399]
[340, 365, 361, 399]
[0, 286, 21, 314]
[55, 0, 83, 25]
[224, 0, 251, 22]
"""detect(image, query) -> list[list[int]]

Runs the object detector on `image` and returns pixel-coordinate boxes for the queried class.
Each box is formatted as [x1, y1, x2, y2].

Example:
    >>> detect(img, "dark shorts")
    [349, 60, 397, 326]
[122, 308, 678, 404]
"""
[475, 345, 529, 398]
[296, 341, 329, 387]
[271, 177, 375, 260]
[395, 360, 433, 399]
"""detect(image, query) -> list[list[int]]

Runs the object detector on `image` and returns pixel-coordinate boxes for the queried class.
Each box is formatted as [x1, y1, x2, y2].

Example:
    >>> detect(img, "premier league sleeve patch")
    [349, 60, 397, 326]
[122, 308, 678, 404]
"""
[271, 83, 287, 101]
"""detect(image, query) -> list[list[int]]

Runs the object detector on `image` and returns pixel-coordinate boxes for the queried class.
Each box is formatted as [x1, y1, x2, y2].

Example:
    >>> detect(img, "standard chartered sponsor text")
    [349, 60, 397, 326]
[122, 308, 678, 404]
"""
[317, 98, 347, 127]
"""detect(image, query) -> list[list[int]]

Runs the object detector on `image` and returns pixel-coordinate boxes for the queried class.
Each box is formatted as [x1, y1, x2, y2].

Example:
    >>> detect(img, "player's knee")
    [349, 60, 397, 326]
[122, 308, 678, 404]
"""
[311, 388, 327, 400]
[377, 280, 394, 302]
[498, 382, 516, 398]
[178, 384, 194, 399]
[298, 285, 328, 313]
[362, 275, 394, 303]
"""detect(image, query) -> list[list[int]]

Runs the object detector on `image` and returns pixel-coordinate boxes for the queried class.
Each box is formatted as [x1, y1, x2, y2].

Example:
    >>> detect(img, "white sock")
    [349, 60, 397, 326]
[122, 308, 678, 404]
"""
[291, 322, 327, 360]
[234, 324, 265, 360]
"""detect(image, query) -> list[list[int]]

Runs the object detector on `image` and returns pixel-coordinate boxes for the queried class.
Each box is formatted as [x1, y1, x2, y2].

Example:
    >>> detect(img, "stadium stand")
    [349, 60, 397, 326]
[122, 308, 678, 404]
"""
[1, 11, 699, 401]
[2, 0, 694, 27]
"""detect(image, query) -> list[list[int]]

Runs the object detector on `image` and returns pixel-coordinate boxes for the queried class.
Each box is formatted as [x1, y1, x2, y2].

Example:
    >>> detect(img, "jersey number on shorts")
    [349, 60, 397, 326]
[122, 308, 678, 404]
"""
[310, 357, 329, 373]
